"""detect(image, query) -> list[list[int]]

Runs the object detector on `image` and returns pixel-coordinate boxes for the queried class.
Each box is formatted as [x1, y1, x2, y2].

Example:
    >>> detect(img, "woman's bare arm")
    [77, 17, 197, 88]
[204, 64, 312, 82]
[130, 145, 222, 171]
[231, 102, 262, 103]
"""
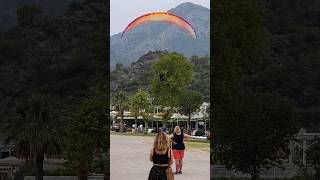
[168, 149, 173, 165]
[183, 133, 191, 141]
[169, 134, 177, 144]
[149, 148, 154, 162]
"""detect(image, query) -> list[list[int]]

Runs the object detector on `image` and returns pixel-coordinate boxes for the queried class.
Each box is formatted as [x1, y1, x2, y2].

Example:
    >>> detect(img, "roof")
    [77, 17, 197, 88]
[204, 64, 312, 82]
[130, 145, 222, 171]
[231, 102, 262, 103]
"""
[171, 113, 188, 119]
[0, 156, 23, 166]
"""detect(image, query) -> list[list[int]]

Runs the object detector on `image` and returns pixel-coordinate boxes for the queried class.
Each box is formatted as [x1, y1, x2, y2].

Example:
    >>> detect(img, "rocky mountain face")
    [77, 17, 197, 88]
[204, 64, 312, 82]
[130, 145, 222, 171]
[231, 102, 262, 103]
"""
[111, 51, 164, 95]
[110, 2, 210, 69]
[110, 51, 210, 102]
[0, 0, 75, 30]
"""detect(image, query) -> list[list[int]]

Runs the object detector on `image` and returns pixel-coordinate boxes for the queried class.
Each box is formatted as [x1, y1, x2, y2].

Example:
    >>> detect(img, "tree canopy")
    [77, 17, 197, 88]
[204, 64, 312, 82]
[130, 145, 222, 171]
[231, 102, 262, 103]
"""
[129, 89, 150, 130]
[151, 53, 193, 107]
[212, 0, 298, 179]
[112, 91, 129, 132]
[5, 94, 64, 180]
[177, 90, 203, 133]
[66, 89, 108, 179]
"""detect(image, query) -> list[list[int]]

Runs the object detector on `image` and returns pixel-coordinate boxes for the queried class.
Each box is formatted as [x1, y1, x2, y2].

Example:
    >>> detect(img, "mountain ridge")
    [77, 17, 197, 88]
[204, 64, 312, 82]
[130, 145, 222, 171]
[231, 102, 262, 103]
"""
[110, 2, 210, 69]
[110, 51, 210, 102]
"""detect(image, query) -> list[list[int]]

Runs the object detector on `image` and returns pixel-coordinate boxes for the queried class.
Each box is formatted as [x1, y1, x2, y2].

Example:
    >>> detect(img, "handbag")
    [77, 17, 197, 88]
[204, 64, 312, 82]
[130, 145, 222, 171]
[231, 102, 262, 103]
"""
[166, 166, 174, 180]
[166, 147, 174, 180]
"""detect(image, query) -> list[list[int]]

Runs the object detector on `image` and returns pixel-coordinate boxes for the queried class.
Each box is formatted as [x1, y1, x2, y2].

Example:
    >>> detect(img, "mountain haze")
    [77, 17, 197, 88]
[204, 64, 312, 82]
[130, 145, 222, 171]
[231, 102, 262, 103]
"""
[110, 2, 210, 69]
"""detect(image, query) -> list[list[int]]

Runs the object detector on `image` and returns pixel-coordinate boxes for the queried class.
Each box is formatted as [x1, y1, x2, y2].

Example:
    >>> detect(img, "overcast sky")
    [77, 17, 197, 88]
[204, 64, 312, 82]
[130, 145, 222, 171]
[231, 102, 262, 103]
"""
[110, 0, 210, 35]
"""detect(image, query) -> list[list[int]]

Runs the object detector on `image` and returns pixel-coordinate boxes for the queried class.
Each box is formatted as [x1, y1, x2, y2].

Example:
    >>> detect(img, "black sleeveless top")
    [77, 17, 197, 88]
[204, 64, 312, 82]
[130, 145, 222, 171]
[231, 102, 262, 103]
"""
[152, 149, 169, 164]
[172, 133, 185, 150]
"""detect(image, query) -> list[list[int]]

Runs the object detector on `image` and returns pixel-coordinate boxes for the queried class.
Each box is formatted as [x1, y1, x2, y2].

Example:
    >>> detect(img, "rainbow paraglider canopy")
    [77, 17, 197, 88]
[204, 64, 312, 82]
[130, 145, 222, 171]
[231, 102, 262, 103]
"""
[121, 12, 197, 39]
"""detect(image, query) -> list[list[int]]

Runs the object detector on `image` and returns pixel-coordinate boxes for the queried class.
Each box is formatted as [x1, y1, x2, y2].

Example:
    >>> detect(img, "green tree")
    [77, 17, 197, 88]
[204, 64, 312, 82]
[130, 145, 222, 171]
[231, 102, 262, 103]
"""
[112, 91, 129, 132]
[5, 94, 63, 180]
[307, 139, 320, 179]
[142, 113, 152, 133]
[129, 89, 150, 131]
[66, 89, 108, 180]
[151, 53, 193, 127]
[211, 0, 298, 179]
[189, 56, 210, 102]
[176, 90, 203, 134]
[214, 92, 296, 179]
[212, 0, 265, 110]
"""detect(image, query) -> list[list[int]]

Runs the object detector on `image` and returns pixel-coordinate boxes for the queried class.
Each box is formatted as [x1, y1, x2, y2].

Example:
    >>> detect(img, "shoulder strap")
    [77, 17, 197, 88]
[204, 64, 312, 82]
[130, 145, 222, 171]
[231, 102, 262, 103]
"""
[169, 149, 171, 157]
[168, 148, 171, 166]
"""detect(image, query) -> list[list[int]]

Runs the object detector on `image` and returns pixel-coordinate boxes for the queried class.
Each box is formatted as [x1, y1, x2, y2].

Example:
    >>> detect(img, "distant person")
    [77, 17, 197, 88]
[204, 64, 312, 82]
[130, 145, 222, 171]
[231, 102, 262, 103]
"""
[169, 126, 191, 174]
[159, 127, 168, 134]
[139, 124, 143, 132]
[148, 131, 173, 180]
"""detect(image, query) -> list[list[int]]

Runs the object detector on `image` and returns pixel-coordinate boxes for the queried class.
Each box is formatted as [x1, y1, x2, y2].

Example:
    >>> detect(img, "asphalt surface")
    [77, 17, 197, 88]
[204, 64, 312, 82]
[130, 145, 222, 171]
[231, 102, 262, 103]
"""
[110, 135, 210, 180]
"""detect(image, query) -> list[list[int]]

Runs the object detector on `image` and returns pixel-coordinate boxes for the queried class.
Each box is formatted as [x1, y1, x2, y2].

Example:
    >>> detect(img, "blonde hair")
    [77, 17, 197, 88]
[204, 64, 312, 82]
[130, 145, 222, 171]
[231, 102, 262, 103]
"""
[153, 132, 170, 151]
[174, 126, 181, 134]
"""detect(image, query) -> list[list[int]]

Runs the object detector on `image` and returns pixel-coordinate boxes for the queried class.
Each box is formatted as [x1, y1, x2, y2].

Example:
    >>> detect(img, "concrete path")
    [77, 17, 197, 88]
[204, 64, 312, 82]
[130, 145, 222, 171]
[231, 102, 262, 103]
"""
[110, 135, 210, 180]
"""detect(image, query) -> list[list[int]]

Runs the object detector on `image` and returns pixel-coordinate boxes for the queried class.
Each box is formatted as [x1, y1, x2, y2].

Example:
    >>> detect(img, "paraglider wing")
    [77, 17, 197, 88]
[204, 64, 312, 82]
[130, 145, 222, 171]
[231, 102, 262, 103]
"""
[121, 12, 197, 39]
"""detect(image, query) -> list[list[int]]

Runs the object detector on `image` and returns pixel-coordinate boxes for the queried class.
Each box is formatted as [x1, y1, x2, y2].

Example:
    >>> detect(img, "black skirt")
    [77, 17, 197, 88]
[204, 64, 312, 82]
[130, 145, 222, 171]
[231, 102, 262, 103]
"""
[148, 165, 168, 180]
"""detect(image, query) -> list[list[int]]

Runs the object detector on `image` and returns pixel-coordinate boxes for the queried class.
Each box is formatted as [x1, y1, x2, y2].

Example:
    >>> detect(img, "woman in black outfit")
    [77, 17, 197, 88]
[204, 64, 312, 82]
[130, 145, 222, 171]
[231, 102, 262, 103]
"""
[169, 126, 191, 174]
[148, 131, 173, 180]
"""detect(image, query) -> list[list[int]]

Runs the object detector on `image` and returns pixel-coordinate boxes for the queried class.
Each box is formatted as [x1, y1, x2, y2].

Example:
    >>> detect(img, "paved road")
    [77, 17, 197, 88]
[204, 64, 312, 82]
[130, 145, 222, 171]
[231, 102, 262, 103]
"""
[110, 135, 210, 180]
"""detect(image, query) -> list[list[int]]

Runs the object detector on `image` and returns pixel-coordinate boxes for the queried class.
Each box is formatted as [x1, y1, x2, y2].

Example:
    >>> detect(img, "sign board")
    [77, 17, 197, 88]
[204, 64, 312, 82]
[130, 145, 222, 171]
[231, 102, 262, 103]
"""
[199, 122, 205, 125]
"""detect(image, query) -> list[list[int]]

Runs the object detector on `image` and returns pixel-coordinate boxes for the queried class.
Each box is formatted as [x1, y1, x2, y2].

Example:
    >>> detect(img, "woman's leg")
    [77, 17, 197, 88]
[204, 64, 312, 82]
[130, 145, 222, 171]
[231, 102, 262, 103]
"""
[180, 159, 183, 172]
[175, 159, 180, 172]
[179, 150, 185, 173]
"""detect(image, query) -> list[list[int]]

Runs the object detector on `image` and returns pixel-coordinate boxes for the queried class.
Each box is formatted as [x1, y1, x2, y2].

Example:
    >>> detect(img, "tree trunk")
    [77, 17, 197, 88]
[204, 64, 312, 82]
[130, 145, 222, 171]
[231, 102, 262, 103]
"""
[120, 110, 124, 132]
[135, 116, 138, 132]
[251, 167, 258, 180]
[163, 121, 167, 128]
[104, 160, 109, 180]
[79, 161, 89, 180]
[188, 113, 191, 135]
[35, 153, 44, 180]
[251, 148, 259, 180]
[144, 121, 148, 133]
[163, 107, 173, 128]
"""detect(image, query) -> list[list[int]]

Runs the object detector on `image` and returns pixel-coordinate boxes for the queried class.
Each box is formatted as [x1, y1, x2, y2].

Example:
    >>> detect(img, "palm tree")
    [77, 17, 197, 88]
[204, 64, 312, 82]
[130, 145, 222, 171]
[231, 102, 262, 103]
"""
[142, 113, 152, 133]
[112, 91, 129, 132]
[129, 89, 150, 132]
[5, 94, 64, 180]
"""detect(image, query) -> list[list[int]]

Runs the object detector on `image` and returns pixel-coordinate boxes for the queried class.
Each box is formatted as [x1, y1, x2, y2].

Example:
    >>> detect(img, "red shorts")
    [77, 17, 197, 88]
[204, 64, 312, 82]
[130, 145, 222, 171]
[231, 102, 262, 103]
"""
[172, 150, 184, 160]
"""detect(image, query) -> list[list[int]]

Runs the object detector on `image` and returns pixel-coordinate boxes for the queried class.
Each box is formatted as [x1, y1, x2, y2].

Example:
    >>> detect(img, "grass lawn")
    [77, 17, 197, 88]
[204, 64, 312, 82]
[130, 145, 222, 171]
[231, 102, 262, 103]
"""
[111, 131, 210, 152]
[212, 177, 315, 180]
[110, 131, 156, 136]
[185, 140, 210, 152]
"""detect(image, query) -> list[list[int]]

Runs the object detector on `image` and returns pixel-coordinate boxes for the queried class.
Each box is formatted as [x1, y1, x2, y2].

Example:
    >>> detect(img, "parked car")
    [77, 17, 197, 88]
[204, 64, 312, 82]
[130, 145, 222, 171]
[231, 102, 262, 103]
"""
[111, 125, 119, 132]
[111, 124, 129, 132]
[147, 129, 155, 134]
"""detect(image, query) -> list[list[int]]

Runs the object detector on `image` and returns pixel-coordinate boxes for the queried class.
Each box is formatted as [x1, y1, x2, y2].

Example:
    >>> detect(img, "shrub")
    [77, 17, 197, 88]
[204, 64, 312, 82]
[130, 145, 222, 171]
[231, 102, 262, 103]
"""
[151, 129, 158, 133]
[195, 130, 205, 136]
